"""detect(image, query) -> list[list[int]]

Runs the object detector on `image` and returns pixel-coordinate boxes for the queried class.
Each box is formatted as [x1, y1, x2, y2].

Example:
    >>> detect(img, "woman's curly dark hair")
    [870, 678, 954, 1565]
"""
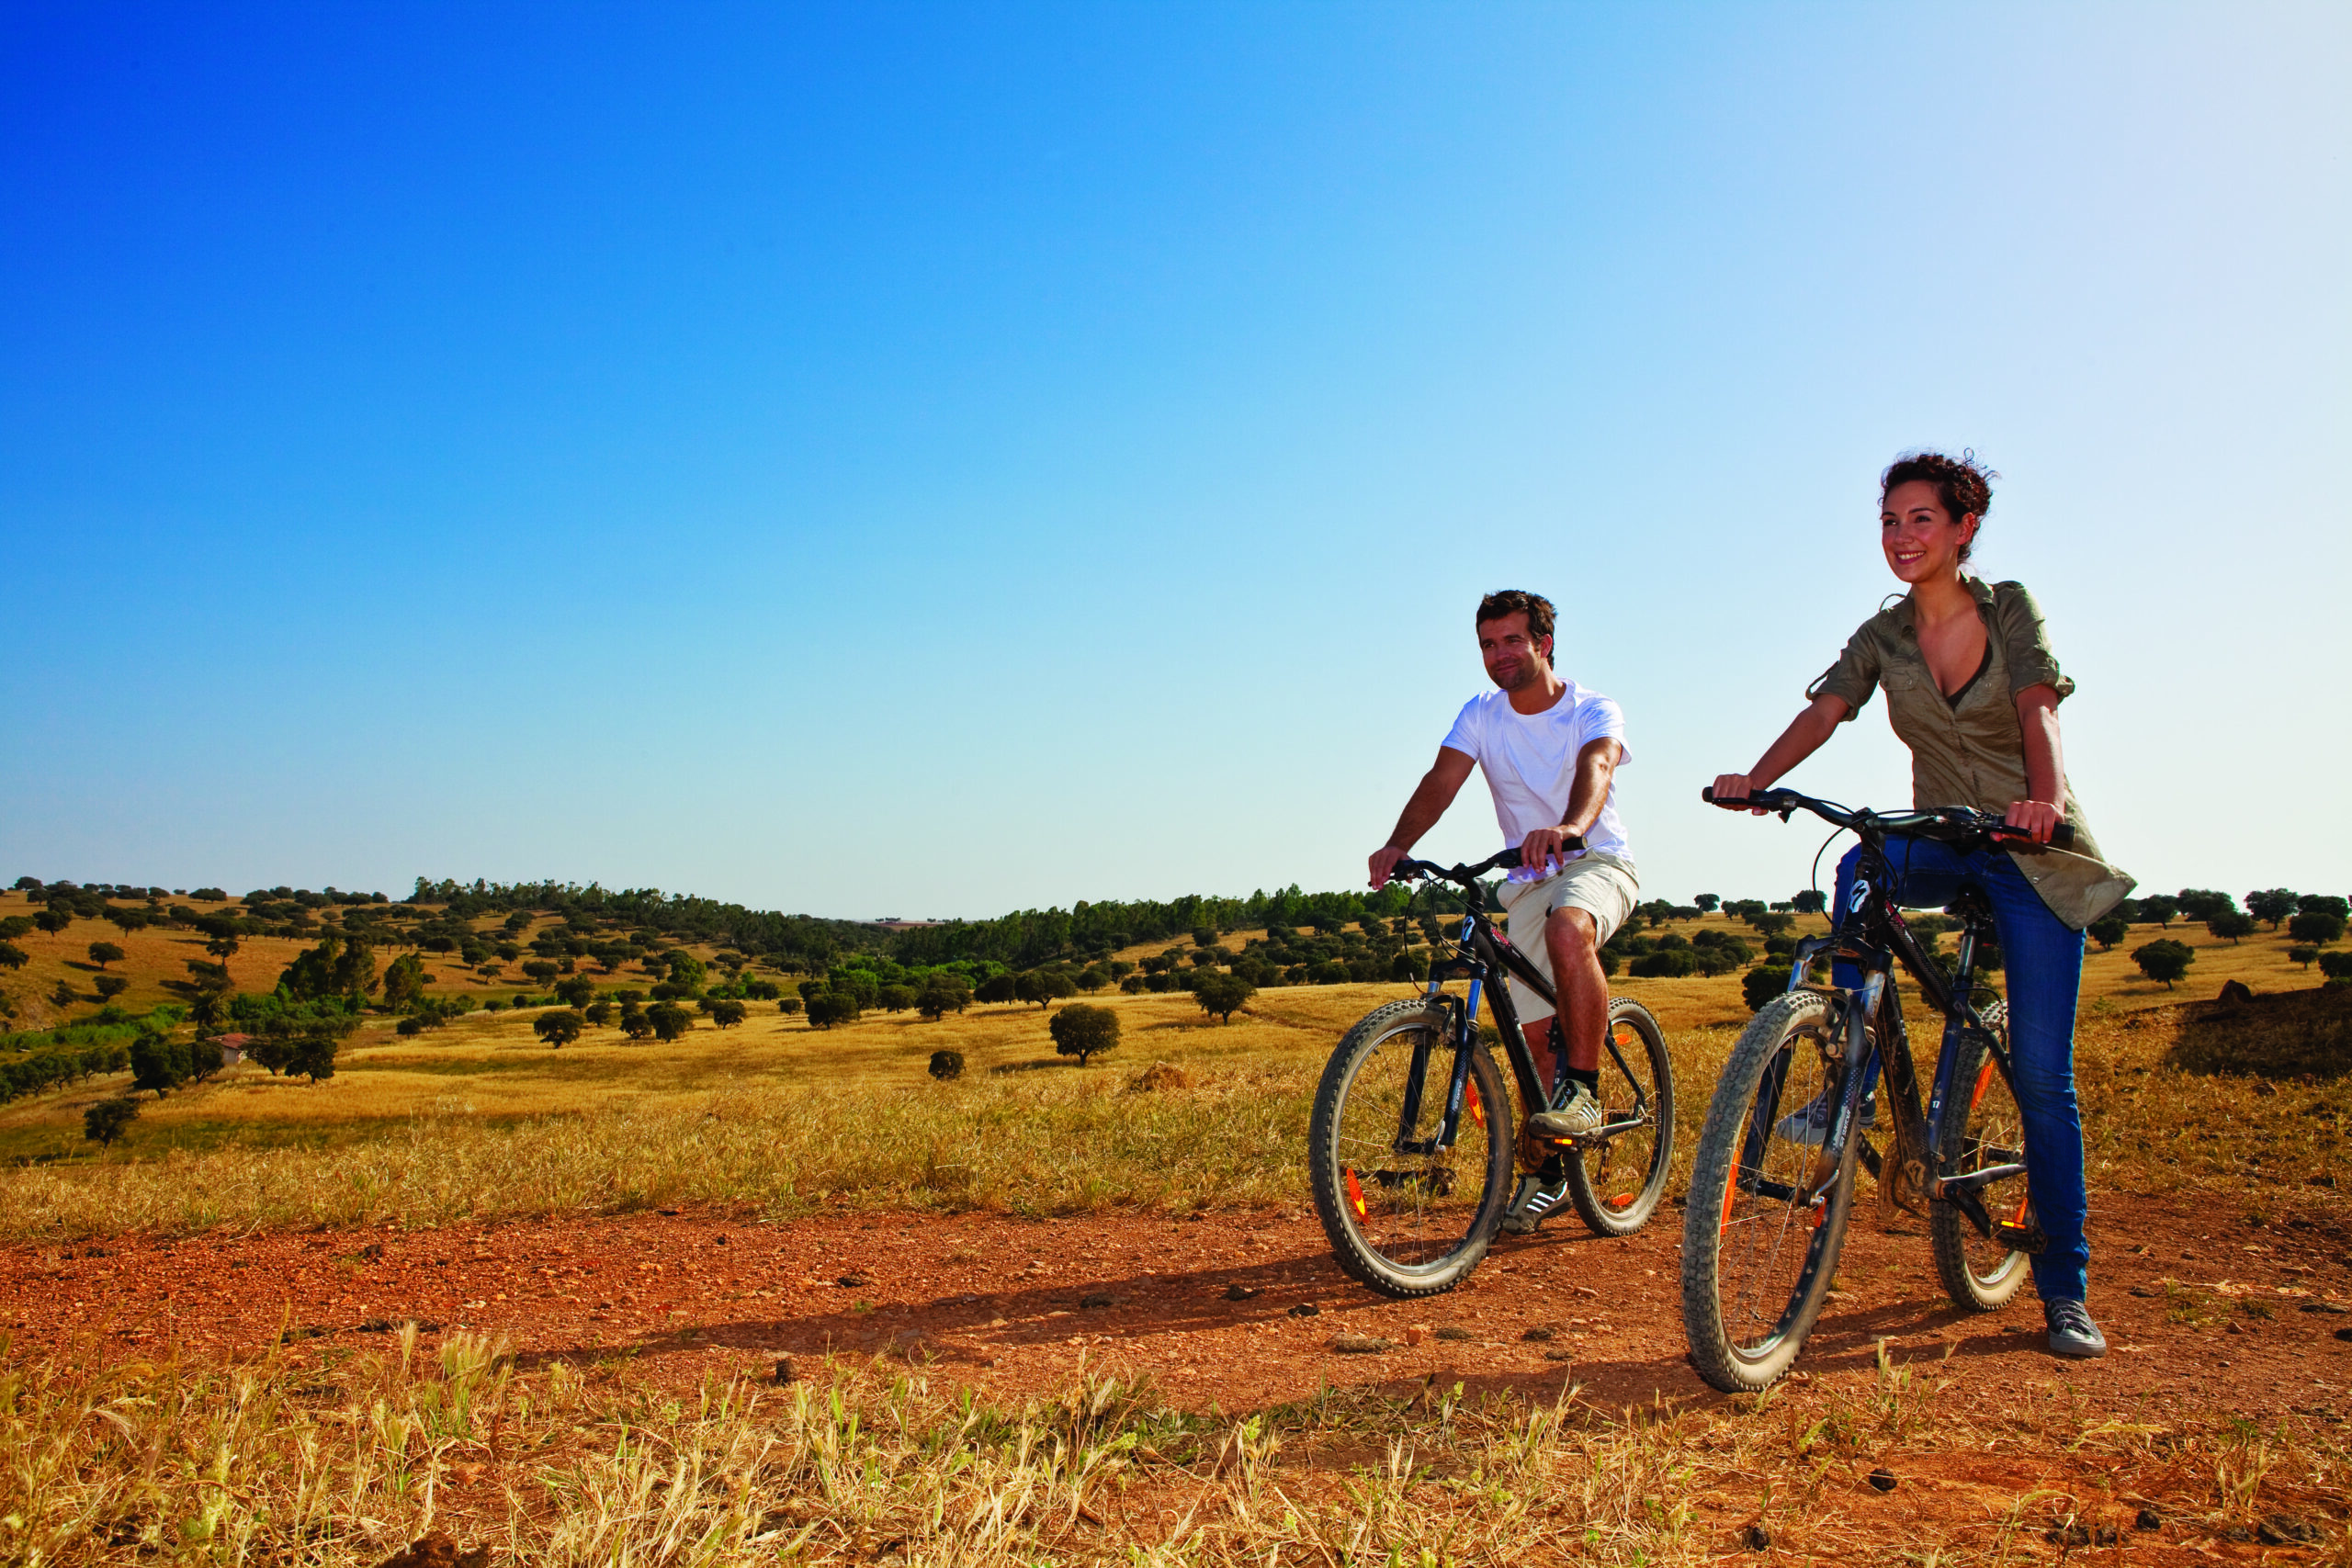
[1882, 450, 1997, 562]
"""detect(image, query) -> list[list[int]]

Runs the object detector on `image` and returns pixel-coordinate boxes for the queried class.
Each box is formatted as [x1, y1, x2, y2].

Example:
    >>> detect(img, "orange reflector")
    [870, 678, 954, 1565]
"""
[1344, 1168, 1368, 1222]
[2011, 1190, 2031, 1225]
[1720, 1178, 1737, 1232]
[1466, 1081, 1486, 1129]
[1608, 1193, 1634, 1210]
[1970, 1061, 1996, 1113]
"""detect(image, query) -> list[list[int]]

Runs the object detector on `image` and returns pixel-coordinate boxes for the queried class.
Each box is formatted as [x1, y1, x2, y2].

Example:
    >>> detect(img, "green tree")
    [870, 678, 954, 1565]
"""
[0, 941, 26, 971]
[521, 960, 560, 985]
[555, 974, 597, 1010]
[916, 976, 973, 1020]
[1629, 949, 1696, 978]
[534, 1008, 586, 1048]
[2086, 916, 2130, 951]
[805, 991, 860, 1028]
[86, 941, 124, 969]
[2321, 952, 2352, 984]
[708, 998, 748, 1028]
[94, 975, 130, 1001]
[1694, 894, 1721, 913]
[2177, 889, 2234, 922]
[1193, 971, 1256, 1023]
[2289, 910, 2346, 946]
[288, 1034, 339, 1083]
[83, 1097, 141, 1147]
[34, 908, 72, 934]
[647, 1001, 694, 1041]
[1015, 970, 1078, 1010]
[666, 952, 708, 993]
[929, 1049, 964, 1080]
[2132, 939, 2195, 989]
[976, 973, 1018, 1004]
[129, 1032, 189, 1097]
[1049, 1002, 1121, 1066]
[876, 984, 918, 1012]
[50, 979, 81, 1009]
[2207, 910, 2256, 944]
[2246, 888, 2300, 929]
[2288, 945, 2318, 971]
[2136, 895, 2179, 927]
[381, 951, 431, 1010]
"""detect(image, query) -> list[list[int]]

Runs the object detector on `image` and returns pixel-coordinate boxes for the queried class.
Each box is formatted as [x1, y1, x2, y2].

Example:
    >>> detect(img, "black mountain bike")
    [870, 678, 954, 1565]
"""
[1307, 845, 1675, 1298]
[1679, 785, 2073, 1391]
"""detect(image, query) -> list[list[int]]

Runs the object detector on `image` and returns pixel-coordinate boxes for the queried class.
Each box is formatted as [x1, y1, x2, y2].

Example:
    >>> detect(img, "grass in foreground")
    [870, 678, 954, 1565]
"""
[6, 1323, 2342, 1566]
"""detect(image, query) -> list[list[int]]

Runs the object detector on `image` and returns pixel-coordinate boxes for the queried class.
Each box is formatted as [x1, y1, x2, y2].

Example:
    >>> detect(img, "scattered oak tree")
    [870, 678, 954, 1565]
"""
[2087, 916, 2130, 951]
[2289, 910, 2346, 947]
[534, 1008, 586, 1048]
[646, 1001, 694, 1041]
[86, 941, 124, 969]
[1193, 971, 1255, 1023]
[83, 1097, 141, 1147]
[708, 998, 748, 1028]
[928, 1049, 964, 1081]
[1049, 1002, 1120, 1066]
[2132, 939, 2195, 989]
[2206, 910, 2256, 944]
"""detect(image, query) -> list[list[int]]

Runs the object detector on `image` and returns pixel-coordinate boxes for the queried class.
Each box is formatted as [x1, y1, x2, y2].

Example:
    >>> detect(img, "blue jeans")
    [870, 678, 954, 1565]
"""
[1831, 840, 2090, 1303]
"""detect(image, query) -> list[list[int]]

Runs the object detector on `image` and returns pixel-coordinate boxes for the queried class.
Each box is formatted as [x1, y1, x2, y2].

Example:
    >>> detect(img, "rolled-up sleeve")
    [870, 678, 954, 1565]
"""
[1994, 581, 2075, 703]
[1806, 624, 1882, 717]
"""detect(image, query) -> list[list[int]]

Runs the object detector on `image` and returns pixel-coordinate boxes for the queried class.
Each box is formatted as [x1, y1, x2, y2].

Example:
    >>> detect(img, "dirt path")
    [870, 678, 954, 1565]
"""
[6, 1191, 2348, 1428]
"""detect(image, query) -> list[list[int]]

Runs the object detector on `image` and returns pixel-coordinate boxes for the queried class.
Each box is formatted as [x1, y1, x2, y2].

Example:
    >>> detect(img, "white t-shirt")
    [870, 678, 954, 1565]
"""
[1440, 681, 1632, 868]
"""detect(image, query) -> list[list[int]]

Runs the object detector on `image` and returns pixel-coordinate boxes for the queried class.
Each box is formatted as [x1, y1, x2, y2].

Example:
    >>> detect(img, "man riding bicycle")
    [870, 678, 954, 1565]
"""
[1368, 590, 1639, 1235]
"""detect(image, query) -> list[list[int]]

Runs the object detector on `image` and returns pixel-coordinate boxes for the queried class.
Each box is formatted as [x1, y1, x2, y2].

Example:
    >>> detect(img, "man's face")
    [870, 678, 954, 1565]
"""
[1477, 612, 1551, 692]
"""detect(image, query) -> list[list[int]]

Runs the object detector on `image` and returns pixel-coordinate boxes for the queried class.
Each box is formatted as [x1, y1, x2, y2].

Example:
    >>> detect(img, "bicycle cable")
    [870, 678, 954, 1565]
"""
[1808, 824, 1850, 908]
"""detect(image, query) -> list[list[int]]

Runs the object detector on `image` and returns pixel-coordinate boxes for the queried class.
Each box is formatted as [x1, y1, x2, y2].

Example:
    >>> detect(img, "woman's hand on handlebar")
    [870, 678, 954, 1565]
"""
[1369, 845, 1410, 888]
[1710, 773, 1773, 815]
[2002, 798, 2067, 845]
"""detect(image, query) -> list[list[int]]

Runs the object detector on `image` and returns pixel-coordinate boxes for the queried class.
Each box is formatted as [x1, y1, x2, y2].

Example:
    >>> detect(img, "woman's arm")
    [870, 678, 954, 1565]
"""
[1711, 694, 1851, 812]
[2007, 683, 2065, 842]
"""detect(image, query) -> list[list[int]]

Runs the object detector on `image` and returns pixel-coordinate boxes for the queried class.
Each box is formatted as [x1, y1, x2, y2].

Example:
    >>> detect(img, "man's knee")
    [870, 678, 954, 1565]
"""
[1546, 908, 1600, 961]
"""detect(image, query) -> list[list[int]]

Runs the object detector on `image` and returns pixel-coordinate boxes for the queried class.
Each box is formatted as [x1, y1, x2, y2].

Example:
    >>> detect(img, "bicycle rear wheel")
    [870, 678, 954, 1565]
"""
[1928, 1000, 2033, 1310]
[1680, 989, 1862, 1392]
[1309, 997, 1512, 1297]
[1565, 998, 1675, 1236]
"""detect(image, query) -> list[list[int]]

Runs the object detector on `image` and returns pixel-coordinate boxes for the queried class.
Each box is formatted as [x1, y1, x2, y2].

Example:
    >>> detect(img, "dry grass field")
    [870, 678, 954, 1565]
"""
[3, 886, 2348, 1564]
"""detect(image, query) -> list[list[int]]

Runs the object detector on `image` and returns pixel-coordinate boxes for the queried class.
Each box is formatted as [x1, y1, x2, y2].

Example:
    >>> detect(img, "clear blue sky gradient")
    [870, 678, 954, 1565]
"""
[5, 4, 2347, 918]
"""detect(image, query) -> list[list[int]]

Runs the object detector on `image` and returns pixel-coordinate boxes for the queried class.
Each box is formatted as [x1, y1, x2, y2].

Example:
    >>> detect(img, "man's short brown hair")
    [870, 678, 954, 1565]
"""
[1476, 590, 1555, 646]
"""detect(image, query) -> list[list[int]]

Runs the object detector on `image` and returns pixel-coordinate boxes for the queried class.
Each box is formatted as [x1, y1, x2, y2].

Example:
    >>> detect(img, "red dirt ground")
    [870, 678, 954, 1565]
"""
[6, 1191, 2348, 1427]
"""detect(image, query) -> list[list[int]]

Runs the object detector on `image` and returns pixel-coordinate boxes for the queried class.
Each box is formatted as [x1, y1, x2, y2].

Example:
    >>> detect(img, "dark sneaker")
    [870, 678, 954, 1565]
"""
[2044, 1299, 2108, 1359]
[1501, 1169, 1569, 1235]
[1527, 1082, 1603, 1142]
[1773, 1090, 1877, 1146]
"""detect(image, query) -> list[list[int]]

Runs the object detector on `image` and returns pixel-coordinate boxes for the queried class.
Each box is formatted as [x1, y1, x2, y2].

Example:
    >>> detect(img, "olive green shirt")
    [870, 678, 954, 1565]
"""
[1808, 576, 2134, 931]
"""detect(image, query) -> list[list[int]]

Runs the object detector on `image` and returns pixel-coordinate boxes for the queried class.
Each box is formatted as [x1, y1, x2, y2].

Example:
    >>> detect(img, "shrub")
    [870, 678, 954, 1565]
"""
[582, 999, 614, 1026]
[779, 997, 804, 1015]
[1743, 966, 1792, 1011]
[646, 1001, 694, 1041]
[1049, 1003, 1120, 1066]
[2321, 952, 2352, 984]
[93, 975, 130, 1001]
[876, 984, 918, 1012]
[83, 1097, 141, 1147]
[0, 941, 24, 972]
[928, 1049, 964, 1081]
[916, 978, 972, 1021]
[1308, 959, 1349, 985]
[2288, 946, 2319, 971]
[1193, 971, 1256, 1023]
[1119, 976, 1145, 994]
[708, 998, 747, 1028]
[2290, 910, 2347, 946]
[2132, 939, 2195, 989]
[534, 1009, 586, 1048]
[2087, 915, 2130, 951]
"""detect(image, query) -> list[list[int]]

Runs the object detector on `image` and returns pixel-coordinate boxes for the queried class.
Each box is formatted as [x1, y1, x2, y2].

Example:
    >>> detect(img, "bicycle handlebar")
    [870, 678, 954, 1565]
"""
[1701, 785, 2075, 851]
[1384, 835, 1585, 889]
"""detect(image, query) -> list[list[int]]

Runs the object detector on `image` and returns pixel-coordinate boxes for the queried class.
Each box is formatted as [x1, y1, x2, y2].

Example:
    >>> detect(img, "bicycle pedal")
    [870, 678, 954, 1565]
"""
[1539, 1131, 1609, 1150]
[1995, 1221, 2048, 1255]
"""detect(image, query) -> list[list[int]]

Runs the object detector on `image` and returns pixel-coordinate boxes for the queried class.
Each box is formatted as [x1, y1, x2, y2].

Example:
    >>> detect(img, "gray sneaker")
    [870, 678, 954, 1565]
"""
[2045, 1299, 2108, 1359]
[1527, 1081, 1603, 1142]
[1773, 1089, 1877, 1146]
[1500, 1171, 1569, 1235]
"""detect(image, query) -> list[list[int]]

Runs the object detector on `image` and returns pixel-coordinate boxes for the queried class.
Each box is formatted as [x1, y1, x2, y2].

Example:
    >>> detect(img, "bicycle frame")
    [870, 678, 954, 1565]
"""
[1400, 874, 1657, 1159]
[1763, 832, 2026, 1245]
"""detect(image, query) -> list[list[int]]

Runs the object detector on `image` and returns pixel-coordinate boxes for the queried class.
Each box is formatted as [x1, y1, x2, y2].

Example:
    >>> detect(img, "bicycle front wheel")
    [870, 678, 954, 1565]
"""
[1309, 997, 1512, 1298]
[1565, 998, 1676, 1236]
[1680, 989, 1862, 1392]
[1928, 1000, 2033, 1310]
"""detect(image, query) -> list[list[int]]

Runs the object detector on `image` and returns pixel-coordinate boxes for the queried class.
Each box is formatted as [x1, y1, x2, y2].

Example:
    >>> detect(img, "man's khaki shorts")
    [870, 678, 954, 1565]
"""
[1493, 852, 1640, 1023]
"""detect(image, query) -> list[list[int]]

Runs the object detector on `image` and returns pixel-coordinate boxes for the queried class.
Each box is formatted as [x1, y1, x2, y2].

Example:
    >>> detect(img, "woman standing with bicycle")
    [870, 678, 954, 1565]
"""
[1710, 451, 2133, 1359]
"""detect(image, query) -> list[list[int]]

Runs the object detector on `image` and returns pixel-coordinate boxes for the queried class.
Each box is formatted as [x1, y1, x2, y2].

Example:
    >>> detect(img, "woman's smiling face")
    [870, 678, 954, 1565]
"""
[1881, 479, 1978, 583]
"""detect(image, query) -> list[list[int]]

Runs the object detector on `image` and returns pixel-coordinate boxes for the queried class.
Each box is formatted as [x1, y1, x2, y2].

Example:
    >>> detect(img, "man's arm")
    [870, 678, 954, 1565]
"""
[1368, 747, 1476, 888]
[1519, 737, 1623, 874]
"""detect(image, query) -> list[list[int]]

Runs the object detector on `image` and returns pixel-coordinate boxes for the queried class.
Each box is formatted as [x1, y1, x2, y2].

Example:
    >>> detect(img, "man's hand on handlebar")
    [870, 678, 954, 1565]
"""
[2002, 798, 2066, 845]
[1709, 773, 1772, 814]
[1518, 826, 1580, 878]
[1369, 845, 1410, 889]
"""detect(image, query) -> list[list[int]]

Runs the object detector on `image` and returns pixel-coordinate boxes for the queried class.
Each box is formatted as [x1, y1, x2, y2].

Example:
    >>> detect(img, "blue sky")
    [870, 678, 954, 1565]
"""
[4, 3, 2346, 919]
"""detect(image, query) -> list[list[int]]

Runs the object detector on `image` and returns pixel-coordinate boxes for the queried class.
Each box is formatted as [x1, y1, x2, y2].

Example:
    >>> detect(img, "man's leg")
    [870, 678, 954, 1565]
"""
[1544, 908, 1608, 1077]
